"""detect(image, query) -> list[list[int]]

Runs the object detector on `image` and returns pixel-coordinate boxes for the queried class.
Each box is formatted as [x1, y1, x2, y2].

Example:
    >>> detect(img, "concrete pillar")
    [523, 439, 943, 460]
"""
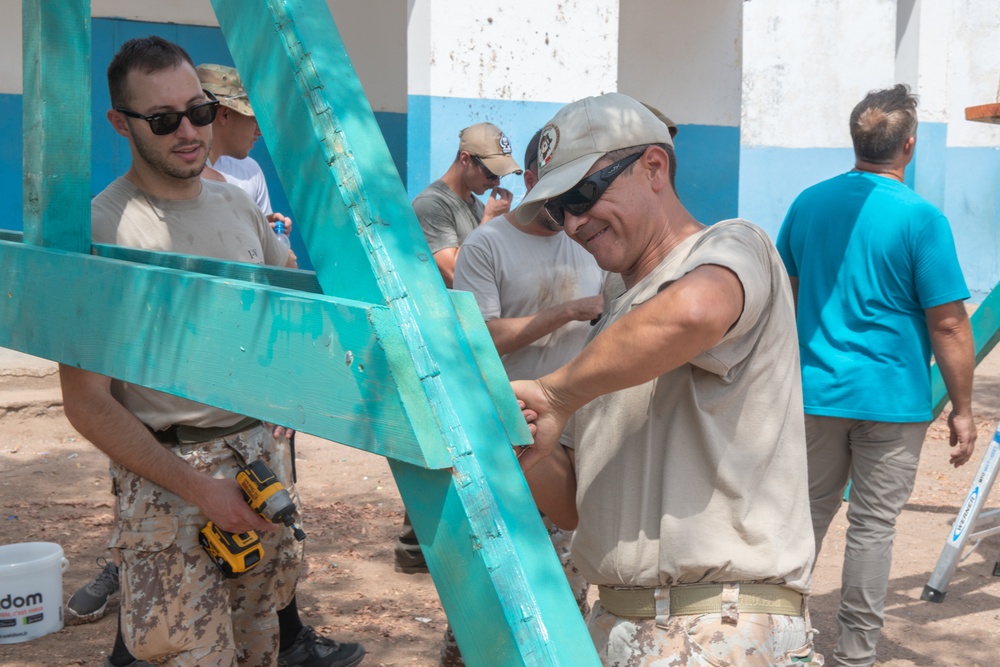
[619, 0, 742, 225]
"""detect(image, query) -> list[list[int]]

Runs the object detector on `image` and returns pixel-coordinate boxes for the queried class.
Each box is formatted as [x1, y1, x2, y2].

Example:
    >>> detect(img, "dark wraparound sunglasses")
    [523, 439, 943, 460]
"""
[115, 90, 220, 136]
[472, 155, 500, 181]
[544, 151, 643, 226]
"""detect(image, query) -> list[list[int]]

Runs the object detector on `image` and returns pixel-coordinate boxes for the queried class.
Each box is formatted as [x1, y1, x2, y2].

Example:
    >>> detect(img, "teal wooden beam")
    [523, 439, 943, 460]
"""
[0, 239, 445, 468]
[212, 1, 598, 663]
[5, 0, 599, 661]
[22, 0, 91, 252]
[931, 287, 1000, 417]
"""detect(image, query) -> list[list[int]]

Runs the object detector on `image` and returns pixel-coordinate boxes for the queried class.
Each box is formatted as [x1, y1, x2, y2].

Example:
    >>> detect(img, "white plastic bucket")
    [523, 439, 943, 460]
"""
[0, 542, 69, 643]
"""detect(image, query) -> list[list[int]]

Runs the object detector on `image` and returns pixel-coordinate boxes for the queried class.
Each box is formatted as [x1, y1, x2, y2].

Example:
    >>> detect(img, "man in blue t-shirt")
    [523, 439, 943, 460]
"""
[777, 83, 977, 667]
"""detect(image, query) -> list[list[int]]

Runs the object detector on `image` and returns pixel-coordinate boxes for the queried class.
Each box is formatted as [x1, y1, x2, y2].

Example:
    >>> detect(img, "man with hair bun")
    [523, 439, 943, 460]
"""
[777, 83, 976, 667]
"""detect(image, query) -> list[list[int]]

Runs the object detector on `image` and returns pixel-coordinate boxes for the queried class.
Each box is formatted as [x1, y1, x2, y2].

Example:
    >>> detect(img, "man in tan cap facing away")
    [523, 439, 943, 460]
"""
[411, 122, 522, 287]
[510, 92, 823, 665]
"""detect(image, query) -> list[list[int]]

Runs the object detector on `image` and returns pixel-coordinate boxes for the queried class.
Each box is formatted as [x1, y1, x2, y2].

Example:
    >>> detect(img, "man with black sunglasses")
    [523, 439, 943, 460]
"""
[59, 36, 301, 667]
[411, 122, 522, 288]
[510, 93, 822, 665]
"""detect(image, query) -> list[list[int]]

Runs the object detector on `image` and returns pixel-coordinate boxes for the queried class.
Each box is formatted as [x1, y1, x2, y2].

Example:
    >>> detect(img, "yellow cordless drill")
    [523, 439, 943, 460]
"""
[199, 460, 306, 578]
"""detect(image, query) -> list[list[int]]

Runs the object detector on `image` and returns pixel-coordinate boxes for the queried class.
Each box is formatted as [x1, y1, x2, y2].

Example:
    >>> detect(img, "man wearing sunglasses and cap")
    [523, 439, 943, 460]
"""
[411, 122, 522, 288]
[59, 36, 302, 667]
[511, 93, 822, 665]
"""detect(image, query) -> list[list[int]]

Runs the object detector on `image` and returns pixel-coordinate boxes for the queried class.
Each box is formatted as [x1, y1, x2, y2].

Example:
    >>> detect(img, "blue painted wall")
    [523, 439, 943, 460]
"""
[738, 146, 856, 238]
[0, 94, 21, 232]
[405, 96, 740, 230]
[945, 146, 1000, 301]
[672, 125, 740, 226]
[6, 18, 407, 272]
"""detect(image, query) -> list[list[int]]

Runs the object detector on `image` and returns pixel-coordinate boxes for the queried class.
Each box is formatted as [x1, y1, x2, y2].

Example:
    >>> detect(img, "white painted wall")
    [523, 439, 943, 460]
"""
[407, 0, 618, 102]
[897, 0, 949, 122]
[741, 0, 896, 148]
[618, 0, 742, 127]
[0, 0, 20, 94]
[947, 0, 1000, 147]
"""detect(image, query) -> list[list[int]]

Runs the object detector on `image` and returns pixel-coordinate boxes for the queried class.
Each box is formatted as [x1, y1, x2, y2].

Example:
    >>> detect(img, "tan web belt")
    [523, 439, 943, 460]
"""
[597, 583, 803, 619]
[151, 416, 262, 445]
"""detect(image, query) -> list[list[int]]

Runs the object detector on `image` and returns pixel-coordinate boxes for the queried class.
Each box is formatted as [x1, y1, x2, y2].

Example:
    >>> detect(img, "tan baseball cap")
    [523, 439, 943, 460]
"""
[515, 93, 674, 224]
[196, 64, 254, 117]
[459, 123, 522, 177]
[642, 102, 679, 138]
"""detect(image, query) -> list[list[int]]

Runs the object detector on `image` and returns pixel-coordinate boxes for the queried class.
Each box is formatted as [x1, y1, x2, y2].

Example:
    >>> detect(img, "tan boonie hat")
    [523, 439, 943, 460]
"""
[459, 122, 522, 177]
[515, 93, 674, 224]
[196, 64, 254, 117]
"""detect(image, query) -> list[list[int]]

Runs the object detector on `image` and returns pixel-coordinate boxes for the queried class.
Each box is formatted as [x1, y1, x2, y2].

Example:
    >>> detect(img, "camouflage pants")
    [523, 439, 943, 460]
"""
[109, 424, 303, 667]
[588, 591, 824, 666]
[438, 517, 590, 666]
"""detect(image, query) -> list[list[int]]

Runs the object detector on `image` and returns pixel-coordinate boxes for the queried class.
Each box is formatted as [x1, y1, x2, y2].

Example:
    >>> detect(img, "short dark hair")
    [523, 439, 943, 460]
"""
[107, 36, 195, 108]
[603, 143, 677, 192]
[524, 129, 543, 175]
[850, 84, 918, 164]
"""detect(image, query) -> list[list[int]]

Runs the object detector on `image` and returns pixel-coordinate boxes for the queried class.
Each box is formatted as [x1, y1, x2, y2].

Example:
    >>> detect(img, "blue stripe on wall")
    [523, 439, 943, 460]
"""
[912, 121, 946, 210]
[738, 146, 856, 239]
[673, 125, 740, 226]
[946, 146, 1000, 301]
[406, 96, 740, 230]
[0, 94, 22, 230]
[8, 18, 407, 272]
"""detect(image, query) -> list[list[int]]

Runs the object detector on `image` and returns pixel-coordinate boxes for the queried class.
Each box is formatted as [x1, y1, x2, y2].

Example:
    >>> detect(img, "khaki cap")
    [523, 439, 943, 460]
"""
[459, 123, 522, 177]
[515, 93, 674, 224]
[196, 64, 254, 117]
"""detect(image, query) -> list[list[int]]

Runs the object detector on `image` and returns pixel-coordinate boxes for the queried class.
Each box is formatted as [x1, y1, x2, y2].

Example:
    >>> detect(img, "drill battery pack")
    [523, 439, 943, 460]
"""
[199, 521, 264, 578]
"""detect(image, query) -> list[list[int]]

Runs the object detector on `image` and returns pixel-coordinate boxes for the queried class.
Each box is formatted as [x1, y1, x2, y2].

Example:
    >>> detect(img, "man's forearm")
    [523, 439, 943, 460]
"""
[58, 365, 214, 506]
[928, 302, 975, 414]
[433, 247, 459, 288]
[522, 445, 578, 530]
[542, 264, 743, 413]
[487, 308, 574, 357]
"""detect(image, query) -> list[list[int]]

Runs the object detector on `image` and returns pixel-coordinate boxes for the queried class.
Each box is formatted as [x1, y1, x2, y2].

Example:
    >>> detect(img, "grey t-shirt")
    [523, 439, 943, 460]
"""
[453, 215, 604, 381]
[91, 177, 286, 430]
[412, 179, 485, 253]
[570, 219, 815, 593]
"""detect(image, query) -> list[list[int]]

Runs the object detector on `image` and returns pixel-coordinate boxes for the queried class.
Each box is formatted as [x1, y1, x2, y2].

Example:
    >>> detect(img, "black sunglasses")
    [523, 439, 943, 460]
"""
[544, 151, 644, 226]
[472, 155, 500, 181]
[115, 90, 220, 136]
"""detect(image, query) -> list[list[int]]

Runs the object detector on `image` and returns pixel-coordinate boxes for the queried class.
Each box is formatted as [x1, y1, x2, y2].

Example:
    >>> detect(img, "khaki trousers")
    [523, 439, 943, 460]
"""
[806, 415, 928, 667]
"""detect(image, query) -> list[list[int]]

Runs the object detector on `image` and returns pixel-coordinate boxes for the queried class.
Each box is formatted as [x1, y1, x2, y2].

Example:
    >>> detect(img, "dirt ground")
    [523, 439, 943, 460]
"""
[2, 351, 1000, 666]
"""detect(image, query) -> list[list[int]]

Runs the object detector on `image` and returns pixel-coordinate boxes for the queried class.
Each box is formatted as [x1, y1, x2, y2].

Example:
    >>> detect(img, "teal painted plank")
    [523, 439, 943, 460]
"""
[22, 0, 90, 252]
[451, 290, 533, 447]
[931, 289, 1000, 417]
[0, 240, 450, 469]
[211, 1, 598, 662]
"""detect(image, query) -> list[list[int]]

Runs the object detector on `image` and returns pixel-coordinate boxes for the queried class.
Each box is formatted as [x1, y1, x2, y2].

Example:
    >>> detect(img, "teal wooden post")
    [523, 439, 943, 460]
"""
[931, 287, 1000, 418]
[2, 1, 599, 664]
[22, 0, 91, 252]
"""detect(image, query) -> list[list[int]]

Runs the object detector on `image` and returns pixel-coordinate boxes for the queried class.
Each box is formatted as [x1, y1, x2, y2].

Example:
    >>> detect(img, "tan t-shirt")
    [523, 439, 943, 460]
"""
[91, 177, 287, 430]
[569, 219, 815, 593]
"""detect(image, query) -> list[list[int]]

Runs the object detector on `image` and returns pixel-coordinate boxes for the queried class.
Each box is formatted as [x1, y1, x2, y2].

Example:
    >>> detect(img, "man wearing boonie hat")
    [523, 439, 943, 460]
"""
[510, 92, 823, 665]
[195, 65, 272, 214]
[411, 122, 522, 288]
